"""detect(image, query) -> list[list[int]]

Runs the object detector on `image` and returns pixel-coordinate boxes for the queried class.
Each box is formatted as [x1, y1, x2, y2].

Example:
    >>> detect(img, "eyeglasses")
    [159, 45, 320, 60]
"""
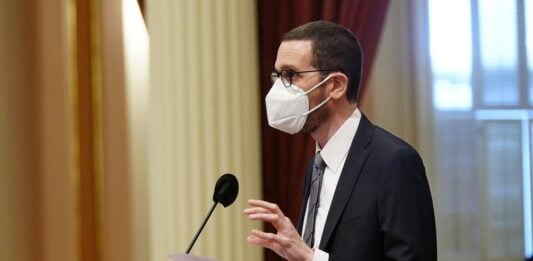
[271, 69, 335, 87]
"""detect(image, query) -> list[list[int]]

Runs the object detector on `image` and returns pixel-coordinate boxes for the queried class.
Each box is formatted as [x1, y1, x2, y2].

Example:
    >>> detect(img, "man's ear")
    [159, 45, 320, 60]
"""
[328, 73, 348, 100]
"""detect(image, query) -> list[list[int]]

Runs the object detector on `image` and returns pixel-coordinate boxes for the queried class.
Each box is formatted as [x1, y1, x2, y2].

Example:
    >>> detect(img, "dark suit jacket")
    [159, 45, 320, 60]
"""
[297, 113, 437, 260]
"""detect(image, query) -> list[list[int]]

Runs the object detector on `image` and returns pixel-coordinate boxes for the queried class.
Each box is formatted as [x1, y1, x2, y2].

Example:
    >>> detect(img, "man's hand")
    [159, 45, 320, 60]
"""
[244, 199, 314, 261]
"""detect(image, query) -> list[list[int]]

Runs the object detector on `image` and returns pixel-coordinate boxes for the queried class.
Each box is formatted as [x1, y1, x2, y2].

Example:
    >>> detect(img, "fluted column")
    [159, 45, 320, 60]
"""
[147, 0, 263, 261]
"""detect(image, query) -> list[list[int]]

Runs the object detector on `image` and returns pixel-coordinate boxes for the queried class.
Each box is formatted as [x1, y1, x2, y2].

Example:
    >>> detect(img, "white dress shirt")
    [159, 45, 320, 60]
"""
[301, 108, 362, 261]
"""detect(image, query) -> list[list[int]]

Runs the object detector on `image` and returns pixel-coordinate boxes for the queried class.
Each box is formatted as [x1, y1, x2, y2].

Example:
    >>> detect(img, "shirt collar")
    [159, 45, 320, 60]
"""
[316, 108, 361, 173]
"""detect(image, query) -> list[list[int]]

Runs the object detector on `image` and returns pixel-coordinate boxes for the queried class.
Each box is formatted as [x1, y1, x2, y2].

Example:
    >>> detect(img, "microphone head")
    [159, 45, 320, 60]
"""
[213, 173, 239, 207]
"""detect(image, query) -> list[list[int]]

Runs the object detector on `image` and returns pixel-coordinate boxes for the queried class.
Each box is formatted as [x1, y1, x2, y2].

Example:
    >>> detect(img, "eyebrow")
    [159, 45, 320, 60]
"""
[274, 65, 298, 72]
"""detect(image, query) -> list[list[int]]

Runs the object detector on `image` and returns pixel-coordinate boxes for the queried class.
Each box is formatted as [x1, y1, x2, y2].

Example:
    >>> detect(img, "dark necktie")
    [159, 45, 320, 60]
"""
[303, 152, 326, 247]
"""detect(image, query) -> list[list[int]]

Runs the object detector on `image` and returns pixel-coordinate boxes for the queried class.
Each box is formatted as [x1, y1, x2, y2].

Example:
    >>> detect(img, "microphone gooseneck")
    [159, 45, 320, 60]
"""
[185, 173, 239, 254]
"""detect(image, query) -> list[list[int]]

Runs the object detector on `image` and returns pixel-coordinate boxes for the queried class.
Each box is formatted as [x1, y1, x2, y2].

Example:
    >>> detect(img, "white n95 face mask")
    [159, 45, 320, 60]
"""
[265, 74, 333, 134]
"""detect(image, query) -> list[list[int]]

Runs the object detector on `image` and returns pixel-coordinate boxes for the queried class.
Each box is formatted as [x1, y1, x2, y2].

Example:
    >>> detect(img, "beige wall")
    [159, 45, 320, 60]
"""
[147, 0, 263, 260]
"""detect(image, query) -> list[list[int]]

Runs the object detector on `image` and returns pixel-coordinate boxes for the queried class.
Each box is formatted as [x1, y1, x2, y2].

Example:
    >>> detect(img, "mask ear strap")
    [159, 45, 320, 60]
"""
[302, 96, 331, 116]
[304, 74, 334, 95]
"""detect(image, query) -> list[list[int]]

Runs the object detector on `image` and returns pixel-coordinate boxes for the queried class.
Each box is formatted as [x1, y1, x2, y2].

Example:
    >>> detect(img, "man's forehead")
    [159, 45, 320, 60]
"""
[274, 40, 313, 70]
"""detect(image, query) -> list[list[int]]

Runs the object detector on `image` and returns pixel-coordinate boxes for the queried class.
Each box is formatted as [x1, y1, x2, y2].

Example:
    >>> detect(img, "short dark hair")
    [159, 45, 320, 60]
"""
[282, 20, 363, 103]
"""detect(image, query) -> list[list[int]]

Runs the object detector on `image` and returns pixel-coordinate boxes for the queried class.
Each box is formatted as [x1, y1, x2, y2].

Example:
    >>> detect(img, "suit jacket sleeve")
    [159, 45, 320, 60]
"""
[378, 147, 437, 260]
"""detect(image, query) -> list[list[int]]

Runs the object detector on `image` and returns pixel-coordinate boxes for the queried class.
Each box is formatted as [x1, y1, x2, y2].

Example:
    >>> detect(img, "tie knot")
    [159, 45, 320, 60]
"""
[313, 152, 326, 170]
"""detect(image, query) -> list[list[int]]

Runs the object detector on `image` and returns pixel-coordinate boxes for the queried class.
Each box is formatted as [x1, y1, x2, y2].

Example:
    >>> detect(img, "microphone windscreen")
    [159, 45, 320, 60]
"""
[213, 173, 239, 207]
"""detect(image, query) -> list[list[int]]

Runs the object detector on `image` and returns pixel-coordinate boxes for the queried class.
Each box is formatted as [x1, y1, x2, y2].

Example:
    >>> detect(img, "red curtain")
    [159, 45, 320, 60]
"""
[258, 1, 390, 260]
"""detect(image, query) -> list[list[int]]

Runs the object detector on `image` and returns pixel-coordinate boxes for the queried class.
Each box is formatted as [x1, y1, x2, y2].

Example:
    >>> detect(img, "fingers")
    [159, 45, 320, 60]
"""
[245, 210, 284, 230]
[244, 201, 313, 261]
[249, 229, 276, 241]
[246, 212, 292, 229]
[243, 206, 271, 215]
[247, 230, 276, 250]
[247, 229, 313, 261]
[247, 229, 288, 250]
[247, 199, 284, 217]
[245, 199, 289, 230]
[247, 213, 280, 223]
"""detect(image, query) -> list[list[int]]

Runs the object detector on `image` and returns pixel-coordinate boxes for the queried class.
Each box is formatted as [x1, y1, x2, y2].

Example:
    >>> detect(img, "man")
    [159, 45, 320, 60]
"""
[244, 21, 437, 260]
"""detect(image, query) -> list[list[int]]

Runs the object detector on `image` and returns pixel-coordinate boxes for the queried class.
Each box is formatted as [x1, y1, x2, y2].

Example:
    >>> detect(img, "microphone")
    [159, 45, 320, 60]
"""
[185, 173, 239, 254]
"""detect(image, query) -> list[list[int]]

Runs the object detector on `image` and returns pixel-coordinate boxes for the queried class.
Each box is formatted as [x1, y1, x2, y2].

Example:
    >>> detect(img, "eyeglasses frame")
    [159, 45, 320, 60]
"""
[270, 69, 335, 87]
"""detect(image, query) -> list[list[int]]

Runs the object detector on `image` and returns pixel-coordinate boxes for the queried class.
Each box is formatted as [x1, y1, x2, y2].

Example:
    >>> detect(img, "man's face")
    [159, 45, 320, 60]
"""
[274, 40, 330, 134]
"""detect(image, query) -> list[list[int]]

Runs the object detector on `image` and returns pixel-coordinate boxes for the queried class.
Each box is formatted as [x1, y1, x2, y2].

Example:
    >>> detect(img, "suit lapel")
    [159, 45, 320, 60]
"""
[319, 114, 374, 249]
